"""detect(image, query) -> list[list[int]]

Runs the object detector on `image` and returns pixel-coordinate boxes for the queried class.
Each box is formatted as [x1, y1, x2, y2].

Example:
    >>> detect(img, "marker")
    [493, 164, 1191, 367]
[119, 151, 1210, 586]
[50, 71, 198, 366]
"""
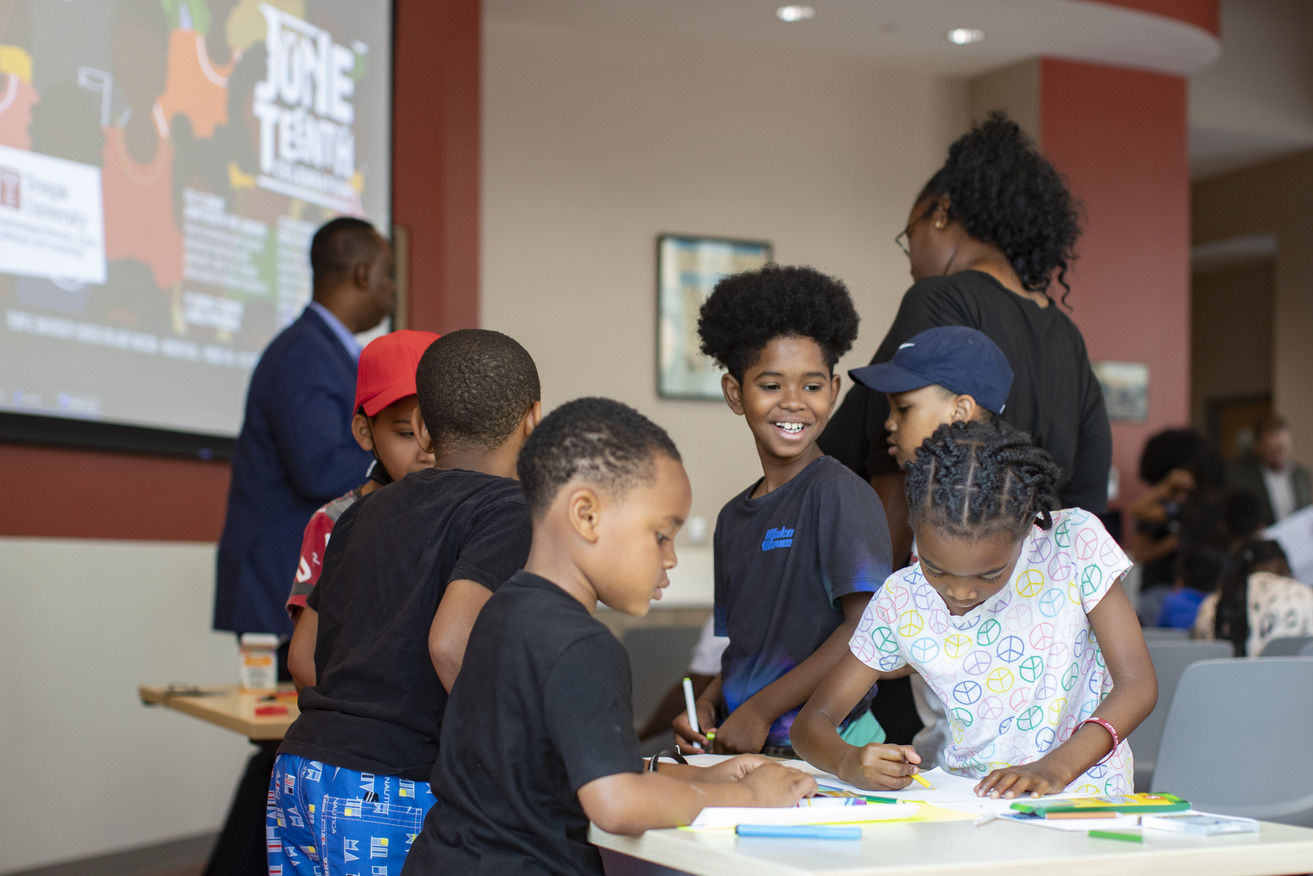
[1088, 829, 1143, 843]
[736, 825, 862, 840]
[681, 676, 701, 742]
[910, 772, 933, 790]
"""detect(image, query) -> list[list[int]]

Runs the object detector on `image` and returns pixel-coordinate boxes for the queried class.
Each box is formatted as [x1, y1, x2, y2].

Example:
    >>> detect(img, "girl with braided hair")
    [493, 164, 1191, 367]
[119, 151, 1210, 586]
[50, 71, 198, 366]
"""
[795, 420, 1155, 798]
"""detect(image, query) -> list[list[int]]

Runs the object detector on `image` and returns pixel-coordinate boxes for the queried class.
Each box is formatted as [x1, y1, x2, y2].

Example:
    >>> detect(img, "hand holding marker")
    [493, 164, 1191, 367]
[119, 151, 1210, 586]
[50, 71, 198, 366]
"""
[681, 676, 715, 748]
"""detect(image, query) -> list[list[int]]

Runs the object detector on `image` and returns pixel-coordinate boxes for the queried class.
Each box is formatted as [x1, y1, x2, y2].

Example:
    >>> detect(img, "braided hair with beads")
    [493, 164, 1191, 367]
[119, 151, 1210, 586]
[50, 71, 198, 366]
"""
[906, 420, 1062, 542]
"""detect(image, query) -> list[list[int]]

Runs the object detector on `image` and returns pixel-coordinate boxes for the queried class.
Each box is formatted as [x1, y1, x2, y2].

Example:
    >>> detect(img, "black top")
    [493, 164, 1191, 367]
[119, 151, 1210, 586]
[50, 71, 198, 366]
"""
[403, 572, 641, 876]
[821, 270, 1112, 512]
[280, 468, 533, 780]
[714, 455, 891, 748]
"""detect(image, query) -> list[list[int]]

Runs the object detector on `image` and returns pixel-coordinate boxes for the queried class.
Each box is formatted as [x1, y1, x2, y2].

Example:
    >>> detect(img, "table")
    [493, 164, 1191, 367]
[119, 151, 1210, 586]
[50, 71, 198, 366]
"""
[592, 816, 1313, 875]
[138, 683, 299, 740]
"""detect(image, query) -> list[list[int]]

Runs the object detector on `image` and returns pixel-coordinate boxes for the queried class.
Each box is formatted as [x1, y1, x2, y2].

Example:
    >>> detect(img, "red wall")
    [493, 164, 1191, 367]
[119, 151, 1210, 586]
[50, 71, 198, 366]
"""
[0, 0, 482, 541]
[1038, 58, 1191, 514]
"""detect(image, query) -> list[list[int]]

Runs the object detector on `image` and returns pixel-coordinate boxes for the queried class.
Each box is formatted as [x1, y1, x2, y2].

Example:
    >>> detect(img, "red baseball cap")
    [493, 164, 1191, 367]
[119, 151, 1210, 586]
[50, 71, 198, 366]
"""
[354, 330, 442, 417]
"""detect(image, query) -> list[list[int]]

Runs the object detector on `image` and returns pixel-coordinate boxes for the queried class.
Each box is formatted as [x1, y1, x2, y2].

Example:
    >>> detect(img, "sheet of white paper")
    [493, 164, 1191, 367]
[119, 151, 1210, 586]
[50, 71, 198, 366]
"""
[689, 802, 920, 829]
[1001, 813, 1144, 832]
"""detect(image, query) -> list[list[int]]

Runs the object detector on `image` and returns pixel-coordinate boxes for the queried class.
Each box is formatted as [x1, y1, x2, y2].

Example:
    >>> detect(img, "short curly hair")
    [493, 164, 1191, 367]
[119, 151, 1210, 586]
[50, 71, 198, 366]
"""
[518, 397, 682, 519]
[918, 111, 1081, 303]
[906, 419, 1062, 541]
[416, 329, 540, 452]
[697, 264, 860, 382]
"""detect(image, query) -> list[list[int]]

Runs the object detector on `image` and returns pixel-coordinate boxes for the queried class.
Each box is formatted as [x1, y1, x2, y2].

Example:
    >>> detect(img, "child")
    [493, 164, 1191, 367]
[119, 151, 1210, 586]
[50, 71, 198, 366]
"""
[1195, 538, 1312, 656]
[267, 329, 542, 875]
[286, 329, 440, 688]
[846, 324, 1013, 761]
[848, 325, 1012, 470]
[402, 397, 815, 875]
[793, 420, 1157, 798]
[1156, 542, 1226, 630]
[674, 265, 893, 756]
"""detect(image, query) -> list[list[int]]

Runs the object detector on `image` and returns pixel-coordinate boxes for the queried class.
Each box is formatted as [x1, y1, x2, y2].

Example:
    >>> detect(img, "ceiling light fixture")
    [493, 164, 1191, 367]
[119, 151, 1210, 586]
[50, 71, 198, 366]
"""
[776, 5, 816, 23]
[946, 28, 985, 45]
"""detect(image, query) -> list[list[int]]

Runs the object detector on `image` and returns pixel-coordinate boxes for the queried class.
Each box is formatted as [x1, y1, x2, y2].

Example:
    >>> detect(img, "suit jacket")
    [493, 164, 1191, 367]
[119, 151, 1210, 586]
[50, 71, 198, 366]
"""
[214, 307, 371, 636]
[1228, 452, 1313, 529]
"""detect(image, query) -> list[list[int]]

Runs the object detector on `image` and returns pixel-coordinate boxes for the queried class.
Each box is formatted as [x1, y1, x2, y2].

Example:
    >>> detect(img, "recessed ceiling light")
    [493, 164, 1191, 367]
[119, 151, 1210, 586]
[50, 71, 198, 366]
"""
[776, 5, 816, 23]
[946, 28, 985, 45]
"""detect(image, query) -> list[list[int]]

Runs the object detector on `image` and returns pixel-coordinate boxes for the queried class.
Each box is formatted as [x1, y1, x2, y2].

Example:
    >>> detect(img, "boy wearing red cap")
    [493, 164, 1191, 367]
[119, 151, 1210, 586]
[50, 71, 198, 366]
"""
[284, 329, 441, 687]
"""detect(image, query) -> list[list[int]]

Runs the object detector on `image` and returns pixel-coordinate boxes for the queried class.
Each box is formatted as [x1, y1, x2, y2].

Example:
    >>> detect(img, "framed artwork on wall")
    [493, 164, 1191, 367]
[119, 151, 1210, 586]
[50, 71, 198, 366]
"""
[656, 234, 772, 400]
[1092, 360, 1149, 422]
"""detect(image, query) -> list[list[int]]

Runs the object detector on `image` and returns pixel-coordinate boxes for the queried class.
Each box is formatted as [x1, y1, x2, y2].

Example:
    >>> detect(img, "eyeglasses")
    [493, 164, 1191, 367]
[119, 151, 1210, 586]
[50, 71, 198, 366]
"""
[895, 204, 938, 256]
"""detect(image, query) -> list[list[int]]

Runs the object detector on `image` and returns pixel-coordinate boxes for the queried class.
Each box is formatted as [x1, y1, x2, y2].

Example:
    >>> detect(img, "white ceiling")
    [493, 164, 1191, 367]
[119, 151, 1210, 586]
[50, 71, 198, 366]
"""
[486, 0, 1313, 178]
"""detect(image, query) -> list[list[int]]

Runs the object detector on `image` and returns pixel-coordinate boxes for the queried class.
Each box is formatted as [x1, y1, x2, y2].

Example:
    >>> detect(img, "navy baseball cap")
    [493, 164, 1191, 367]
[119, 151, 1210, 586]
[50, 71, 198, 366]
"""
[848, 326, 1013, 415]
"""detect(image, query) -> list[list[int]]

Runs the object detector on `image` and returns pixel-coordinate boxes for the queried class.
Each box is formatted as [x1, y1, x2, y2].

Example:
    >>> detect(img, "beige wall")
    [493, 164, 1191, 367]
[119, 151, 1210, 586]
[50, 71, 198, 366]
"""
[1192, 149, 1313, 463]
[482, 20, 968, 526]
[967, 59, 1040, 138]
[1190, 261, 1274, 430]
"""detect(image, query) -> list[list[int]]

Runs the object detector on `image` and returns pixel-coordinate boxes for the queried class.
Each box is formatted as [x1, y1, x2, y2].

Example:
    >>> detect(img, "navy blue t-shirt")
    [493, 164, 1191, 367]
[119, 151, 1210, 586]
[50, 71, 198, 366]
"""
[714, 455, 892, 747]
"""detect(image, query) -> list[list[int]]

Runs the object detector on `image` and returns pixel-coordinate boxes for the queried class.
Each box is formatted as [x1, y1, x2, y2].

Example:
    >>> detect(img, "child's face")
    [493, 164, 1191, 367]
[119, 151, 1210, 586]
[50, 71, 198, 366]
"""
[592, 454, 692, 616]
[728, 336, 839, 470]
[885, 386, 961, 467]
[355, 397, 433, 481]
[915, 523, 1025, 615]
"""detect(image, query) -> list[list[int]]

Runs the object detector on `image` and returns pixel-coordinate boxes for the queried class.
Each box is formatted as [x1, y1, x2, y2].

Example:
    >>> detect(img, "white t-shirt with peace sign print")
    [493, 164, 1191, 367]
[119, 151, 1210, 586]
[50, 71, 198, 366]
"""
[850, 508, 1134, 795]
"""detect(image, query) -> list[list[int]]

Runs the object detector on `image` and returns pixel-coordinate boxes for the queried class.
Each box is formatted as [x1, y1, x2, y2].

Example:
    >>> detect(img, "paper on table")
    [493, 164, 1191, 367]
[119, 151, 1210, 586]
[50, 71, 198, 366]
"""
[689, 802, 920, 829]
[1004, 813, 1144, 832]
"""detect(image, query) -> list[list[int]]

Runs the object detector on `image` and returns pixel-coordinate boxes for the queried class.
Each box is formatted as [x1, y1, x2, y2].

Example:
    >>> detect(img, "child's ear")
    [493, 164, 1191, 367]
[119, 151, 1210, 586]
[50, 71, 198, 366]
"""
[721, 373, 745, 415]
[827, 372, 841, 408]
[410, 406, 434, 454]
[522, 400, 543, 438]
[952, 394, 979, 423]
[567, 486, 603, 544]
[351, 412, 374, 452]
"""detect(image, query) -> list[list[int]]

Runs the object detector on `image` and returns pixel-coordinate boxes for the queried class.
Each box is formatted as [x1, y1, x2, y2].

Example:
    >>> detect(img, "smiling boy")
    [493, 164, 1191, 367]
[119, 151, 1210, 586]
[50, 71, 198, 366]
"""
[673, 265, 893, 756]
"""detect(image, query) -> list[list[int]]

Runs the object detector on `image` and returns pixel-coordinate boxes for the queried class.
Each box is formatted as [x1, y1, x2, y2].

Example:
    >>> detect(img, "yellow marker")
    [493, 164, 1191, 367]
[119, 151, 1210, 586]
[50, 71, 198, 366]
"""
[706, 731, 717, 741]
[910, 772, 933, 790]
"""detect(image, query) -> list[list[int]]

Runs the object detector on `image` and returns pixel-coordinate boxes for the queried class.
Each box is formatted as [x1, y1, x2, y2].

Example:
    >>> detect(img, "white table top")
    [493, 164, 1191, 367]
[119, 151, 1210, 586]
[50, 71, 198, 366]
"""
[592, 815, 1313, 875]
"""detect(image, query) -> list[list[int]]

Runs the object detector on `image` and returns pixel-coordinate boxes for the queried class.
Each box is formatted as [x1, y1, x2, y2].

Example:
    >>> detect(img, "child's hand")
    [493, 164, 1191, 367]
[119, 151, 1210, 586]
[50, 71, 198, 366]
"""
[710, 702, 771, 754]
[974, 761, 1067, 798]
[740, 762, 818, 807]
[701, 754, 771, 783]
[838, 743, 922, 790]
[672, 699, 717, 752]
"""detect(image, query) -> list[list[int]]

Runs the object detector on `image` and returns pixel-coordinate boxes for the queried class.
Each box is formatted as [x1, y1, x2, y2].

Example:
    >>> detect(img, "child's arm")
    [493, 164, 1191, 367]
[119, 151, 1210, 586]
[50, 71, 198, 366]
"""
[974, 578, 1157, 798]
[713, 591, 872, 754]
[288, 606, 318, 690]
[578, 759, 817, 836]
[429, 579, 493, 692]
[792, 651, 921, 790]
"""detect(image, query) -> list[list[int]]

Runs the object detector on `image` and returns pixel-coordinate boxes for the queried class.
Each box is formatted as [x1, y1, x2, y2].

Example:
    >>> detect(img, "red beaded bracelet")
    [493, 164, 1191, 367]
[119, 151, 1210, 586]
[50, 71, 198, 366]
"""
[1080, 716, 1120, 765]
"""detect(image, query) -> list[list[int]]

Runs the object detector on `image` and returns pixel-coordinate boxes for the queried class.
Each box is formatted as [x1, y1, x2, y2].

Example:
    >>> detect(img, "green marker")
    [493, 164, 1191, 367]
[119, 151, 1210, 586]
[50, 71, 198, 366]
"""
[1088, 829, 1143, 843]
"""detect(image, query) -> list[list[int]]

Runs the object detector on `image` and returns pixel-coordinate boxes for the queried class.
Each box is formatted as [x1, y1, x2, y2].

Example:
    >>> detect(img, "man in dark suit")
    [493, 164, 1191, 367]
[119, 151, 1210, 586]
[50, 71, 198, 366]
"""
[207, 216, 394, 875]
[1229, 414, 1313, 528]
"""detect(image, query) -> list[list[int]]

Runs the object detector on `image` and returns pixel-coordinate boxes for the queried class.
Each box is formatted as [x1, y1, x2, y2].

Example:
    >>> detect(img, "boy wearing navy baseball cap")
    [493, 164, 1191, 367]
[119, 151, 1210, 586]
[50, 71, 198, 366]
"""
[848, 326, 1013, 468]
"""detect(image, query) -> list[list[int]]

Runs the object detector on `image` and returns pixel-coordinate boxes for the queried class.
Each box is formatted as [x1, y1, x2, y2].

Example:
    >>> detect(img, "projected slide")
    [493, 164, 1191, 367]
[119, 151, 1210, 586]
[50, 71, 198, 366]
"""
[0, 0, 391, 439]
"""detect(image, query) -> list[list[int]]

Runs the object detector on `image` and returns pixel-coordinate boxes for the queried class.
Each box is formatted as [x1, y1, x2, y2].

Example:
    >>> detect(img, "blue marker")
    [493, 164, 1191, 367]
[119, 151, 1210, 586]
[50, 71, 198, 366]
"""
[735, 825, 862, 840]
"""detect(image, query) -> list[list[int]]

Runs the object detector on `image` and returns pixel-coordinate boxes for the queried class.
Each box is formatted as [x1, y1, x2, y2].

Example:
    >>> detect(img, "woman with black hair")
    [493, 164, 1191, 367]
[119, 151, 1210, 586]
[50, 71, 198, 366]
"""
[823, 111, 1112, 567]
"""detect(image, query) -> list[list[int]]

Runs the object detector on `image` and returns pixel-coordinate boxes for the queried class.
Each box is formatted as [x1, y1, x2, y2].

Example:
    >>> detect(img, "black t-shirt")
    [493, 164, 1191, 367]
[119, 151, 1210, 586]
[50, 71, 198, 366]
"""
[714, 455, 891, 748]
[820, 270, 1112, 512]
[280, 467, 532, 780]
[403, 571, 641, 876]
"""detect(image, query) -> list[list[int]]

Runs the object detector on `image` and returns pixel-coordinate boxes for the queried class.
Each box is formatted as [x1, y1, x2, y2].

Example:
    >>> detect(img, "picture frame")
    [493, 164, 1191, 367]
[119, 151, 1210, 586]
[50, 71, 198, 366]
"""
[656, 234, 773, 400]
[1092, 360, 1149, 423]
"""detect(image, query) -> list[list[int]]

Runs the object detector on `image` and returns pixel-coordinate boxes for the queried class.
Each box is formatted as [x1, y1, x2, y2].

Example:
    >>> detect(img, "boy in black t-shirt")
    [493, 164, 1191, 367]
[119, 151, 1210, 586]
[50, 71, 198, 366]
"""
[404, 397, 816, 876]
[674, 265, 893, 756]
[267, 330, 542, 876]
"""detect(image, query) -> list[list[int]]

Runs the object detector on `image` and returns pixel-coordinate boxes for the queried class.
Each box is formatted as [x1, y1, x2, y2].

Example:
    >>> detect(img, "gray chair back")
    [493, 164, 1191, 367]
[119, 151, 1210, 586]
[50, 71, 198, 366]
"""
[1153, 657, 1313, 826]
[1260, 635, 1313, 657]
[1132, 639, 1233, 791]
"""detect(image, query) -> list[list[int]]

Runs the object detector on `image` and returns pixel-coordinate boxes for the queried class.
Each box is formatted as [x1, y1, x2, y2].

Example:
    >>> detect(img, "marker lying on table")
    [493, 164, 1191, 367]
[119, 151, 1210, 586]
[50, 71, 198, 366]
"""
[736, 825, 862, 839]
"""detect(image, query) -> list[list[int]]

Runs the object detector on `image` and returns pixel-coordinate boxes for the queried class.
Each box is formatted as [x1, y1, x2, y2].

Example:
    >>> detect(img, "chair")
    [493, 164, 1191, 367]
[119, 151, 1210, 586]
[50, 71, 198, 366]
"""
[1260, 635, 1313, 657]
[1141, 626, 1189, 641]
[1131, 639, 1233, 791]
[1152, 657, 1313, 826]
[621, 623, 704, 748]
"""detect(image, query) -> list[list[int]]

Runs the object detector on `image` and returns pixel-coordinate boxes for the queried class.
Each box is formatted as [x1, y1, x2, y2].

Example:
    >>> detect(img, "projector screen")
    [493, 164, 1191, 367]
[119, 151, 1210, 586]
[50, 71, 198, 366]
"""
[0, 0, 392, 455]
